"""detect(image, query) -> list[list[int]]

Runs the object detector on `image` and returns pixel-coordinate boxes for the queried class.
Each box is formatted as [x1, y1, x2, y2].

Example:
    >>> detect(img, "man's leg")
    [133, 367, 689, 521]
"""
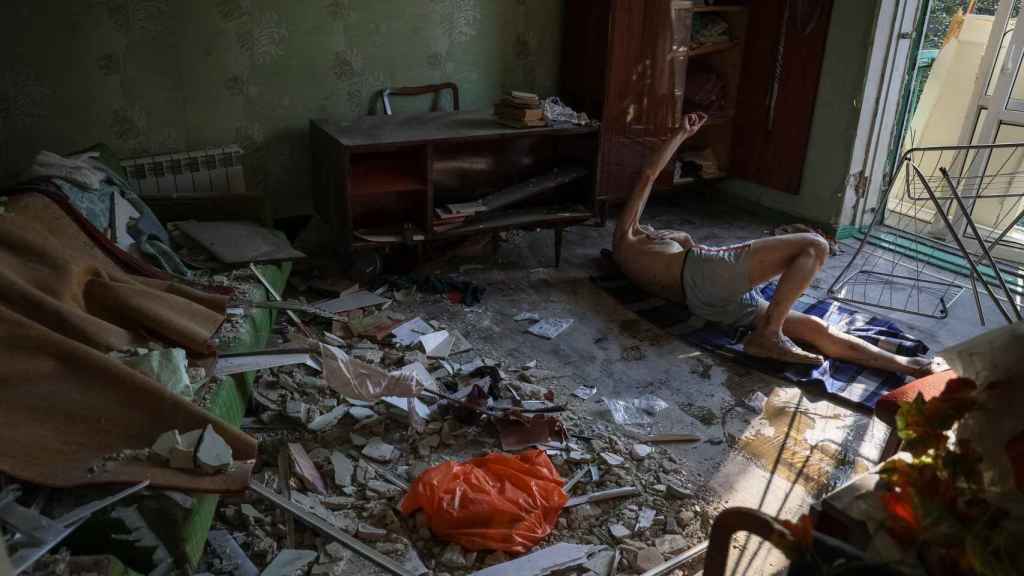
[740, 233, 831, 364]
[783, 312, 942, 377]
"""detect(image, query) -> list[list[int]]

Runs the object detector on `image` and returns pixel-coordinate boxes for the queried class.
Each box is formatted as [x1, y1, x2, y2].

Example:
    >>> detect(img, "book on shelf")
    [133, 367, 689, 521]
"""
[493, 105, 544, 122]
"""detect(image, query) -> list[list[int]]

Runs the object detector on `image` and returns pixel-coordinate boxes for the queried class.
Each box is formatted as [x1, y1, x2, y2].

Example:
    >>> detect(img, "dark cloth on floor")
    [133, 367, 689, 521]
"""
[592, 273, 928, 411]
[395, 274, 486, 307]
[0, 192, 256, 492]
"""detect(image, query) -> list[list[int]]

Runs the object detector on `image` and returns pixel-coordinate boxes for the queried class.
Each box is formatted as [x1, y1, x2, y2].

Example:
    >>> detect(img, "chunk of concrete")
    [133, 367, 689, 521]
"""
[355, 523, 387, 541]
[440, 543, 468, 569]
[361, 438, 396, 462]
[631, 443, 653, 460]
[599, 452, 625, 467]
[151, 429, 181, 461]
[655, 534, 688, 555]
[169, 445, 195, 470]
[331, 452, 354, 487]
[608, 523, 632, 540]
[367, 480, 402, 497]
[308, 405, 349, 432]
[179, 428, 203, 449]
[348, 406, 376, 421]
[666, 482, 695, 500]
[635, 547, 665, 573]
[196, 425, 233, 474]
[261, 549, 317, 576]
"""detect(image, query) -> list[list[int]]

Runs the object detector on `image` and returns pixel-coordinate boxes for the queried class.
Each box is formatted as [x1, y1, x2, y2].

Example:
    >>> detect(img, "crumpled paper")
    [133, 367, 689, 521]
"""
[320, 343, 420, 402]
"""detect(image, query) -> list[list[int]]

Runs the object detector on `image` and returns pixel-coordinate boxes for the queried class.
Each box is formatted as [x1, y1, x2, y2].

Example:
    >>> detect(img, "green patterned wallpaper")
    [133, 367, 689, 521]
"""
[0, 0, 563, 216]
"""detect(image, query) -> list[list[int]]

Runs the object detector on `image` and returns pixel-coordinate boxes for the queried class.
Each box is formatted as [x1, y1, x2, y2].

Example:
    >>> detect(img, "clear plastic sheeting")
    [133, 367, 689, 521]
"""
[603, 395, 670, 425]
[542, 97, 596, 127]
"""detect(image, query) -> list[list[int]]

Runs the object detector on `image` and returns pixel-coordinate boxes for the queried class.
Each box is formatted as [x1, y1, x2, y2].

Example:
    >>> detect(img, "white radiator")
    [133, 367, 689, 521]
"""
[121, 146, 246, 197]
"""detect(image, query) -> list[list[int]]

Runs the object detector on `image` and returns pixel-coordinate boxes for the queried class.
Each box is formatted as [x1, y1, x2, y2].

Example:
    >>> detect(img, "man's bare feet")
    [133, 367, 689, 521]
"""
[744, 330, 825, 366]
[901, 356, 950, 378]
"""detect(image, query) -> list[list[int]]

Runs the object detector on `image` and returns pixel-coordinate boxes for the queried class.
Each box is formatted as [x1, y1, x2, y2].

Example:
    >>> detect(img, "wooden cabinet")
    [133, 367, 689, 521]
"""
[563, 1, 750, 206]
[310, 112, 599, 262]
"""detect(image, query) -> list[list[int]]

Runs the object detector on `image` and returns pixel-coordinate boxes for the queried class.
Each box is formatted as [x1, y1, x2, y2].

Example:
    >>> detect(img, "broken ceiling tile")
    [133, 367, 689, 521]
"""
[527, 318, 574, 340]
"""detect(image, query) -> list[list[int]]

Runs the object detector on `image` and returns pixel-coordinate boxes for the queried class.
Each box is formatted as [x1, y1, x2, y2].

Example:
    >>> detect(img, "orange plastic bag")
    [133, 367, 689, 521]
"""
[399, 450, 568, 553]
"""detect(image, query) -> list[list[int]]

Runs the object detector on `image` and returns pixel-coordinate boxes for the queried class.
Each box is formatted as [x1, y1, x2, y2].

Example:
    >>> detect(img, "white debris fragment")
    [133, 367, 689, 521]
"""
[599, 452, 625, 467]
[331, 452, 354, 487]
[573, 386, 597, 400]
[361, 438, 396, 462]
[514, 312, 541, 322]
[631, 443, 653, 460]
[195, 425, 233, 474]
[527, 318, 574, 340]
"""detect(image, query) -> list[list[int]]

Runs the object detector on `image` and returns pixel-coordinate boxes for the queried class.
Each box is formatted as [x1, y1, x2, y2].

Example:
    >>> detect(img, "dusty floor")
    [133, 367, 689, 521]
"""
[364, 192, 997, 575]
[224, 192, 1000, 576]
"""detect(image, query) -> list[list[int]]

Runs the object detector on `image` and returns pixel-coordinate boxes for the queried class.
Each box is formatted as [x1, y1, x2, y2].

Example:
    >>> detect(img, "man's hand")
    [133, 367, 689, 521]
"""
[678, 112, 708, 140]
[642, 228, 695, 249]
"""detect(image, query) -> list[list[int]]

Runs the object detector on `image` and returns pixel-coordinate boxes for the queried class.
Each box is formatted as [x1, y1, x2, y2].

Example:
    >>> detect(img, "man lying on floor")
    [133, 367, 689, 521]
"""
[612, 112, 942, 377]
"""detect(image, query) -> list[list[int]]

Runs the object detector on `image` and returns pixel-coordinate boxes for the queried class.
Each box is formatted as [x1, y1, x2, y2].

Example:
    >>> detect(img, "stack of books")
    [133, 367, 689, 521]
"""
[434, 200, 487, 232]
[494, 91, 545, 128]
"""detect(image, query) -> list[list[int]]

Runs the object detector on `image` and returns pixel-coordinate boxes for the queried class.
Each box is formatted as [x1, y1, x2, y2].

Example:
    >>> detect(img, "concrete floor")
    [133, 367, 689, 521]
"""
[377, 193, 1001, 574]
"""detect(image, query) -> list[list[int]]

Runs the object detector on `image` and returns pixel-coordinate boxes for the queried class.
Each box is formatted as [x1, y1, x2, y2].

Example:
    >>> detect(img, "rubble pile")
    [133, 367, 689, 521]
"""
[197, 285, 716, 576]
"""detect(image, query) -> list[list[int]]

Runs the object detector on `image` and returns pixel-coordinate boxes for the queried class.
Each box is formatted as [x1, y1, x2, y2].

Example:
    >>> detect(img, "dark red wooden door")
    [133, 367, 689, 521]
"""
[732, 0, 834, 195]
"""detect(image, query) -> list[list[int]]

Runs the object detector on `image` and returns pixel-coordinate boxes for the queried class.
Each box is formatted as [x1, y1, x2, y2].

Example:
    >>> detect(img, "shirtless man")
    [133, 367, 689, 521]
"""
[613, 113, 938, 376]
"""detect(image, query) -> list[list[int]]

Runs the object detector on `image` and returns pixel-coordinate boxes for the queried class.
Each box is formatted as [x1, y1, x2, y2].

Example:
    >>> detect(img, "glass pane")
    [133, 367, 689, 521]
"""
[970, 122, 1024, 231]
[987, 21, 1017, 96]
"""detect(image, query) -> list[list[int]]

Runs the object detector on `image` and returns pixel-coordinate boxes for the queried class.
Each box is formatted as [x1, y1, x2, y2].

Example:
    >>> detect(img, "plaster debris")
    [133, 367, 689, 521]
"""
[635, 547, 665, 572]
[608, 523, 632, 541]
[260, 549, 317, 576]
[599, 452, 625, 467]
[631, 444, 653, 460]
[527, 318, 574, 340]
[331, 452, 354, 487]
[195, 425, 233, 474]
[361, 438, 397, 462]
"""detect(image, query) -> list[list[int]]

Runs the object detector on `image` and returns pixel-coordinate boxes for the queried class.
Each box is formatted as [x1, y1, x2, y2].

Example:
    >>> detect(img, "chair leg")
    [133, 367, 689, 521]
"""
[554, 227, 564, 268]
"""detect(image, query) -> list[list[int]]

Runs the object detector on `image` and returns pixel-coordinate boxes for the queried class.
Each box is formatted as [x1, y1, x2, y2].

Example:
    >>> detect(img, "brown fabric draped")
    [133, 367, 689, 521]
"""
[0, 192, 256, 492]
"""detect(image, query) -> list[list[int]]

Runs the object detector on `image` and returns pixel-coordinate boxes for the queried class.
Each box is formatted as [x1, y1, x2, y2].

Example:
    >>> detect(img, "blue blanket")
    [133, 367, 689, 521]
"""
[592, 275, 928, 410]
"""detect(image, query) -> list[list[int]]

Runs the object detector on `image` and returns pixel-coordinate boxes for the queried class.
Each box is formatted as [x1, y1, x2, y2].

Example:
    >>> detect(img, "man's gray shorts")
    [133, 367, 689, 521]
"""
[682, 243, 767, 327]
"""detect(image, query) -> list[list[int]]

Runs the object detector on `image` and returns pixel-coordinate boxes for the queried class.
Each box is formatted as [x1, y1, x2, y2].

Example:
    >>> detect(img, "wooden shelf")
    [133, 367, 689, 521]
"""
[350, 168, 427, 196]
[675, 41, 740, 59]
[691, 5, 747, 13]
[434, 205, 592, 239]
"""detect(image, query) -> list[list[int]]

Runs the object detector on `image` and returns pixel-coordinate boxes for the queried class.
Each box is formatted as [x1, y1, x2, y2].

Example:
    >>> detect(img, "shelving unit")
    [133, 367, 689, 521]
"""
[310, 111, 599, 263]
[560, 0, 750, 210]
[671, 0, 749, 186]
